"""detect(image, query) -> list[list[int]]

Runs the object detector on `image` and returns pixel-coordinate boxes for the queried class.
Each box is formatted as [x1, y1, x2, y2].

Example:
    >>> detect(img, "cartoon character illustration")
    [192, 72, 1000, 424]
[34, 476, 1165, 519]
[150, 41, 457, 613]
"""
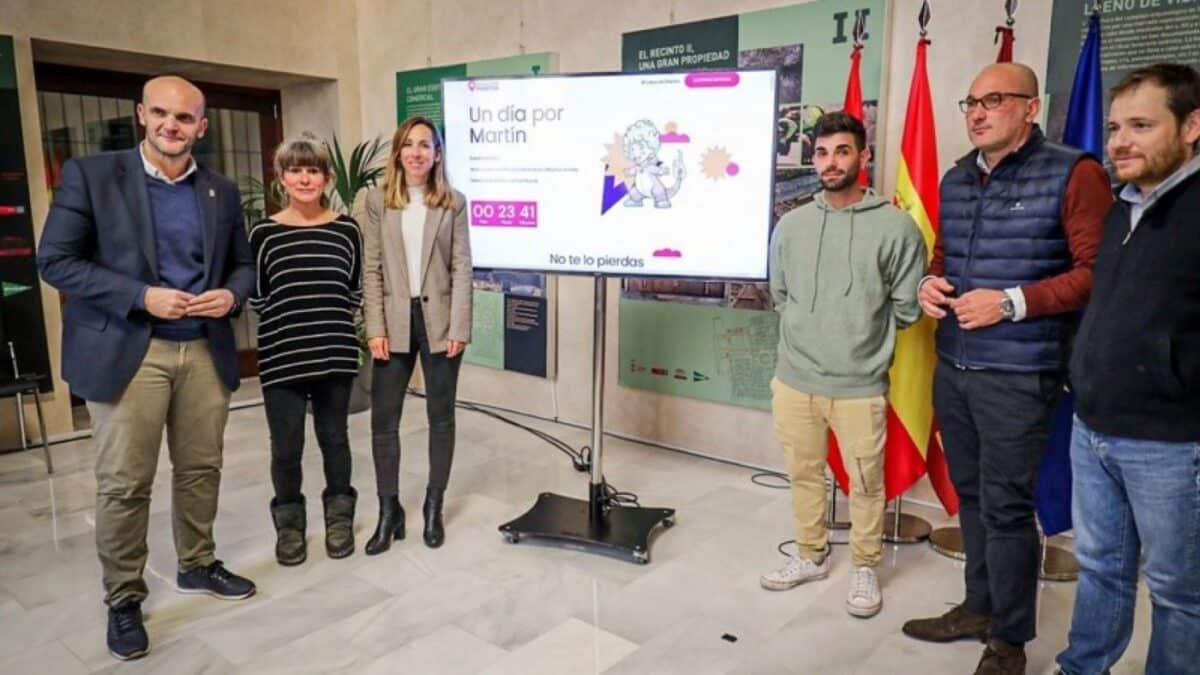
[622, 120, 686, 208]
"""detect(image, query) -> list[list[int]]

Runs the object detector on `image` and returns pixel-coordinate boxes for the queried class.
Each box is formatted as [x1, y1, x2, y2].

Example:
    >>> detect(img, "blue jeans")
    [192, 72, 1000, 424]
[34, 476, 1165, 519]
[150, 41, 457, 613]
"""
[1057, 416, 1200, 675]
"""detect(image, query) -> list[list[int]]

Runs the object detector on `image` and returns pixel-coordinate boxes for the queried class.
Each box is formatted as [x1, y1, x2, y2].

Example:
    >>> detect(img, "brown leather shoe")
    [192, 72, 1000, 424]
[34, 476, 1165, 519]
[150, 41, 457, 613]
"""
[902, 604, 989, 643]
[974, 638, 1026, 675]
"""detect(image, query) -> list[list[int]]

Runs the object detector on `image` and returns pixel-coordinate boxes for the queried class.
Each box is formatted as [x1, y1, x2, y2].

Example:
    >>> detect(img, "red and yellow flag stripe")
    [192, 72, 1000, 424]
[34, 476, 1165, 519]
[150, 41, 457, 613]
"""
[891, 37, 958, 514]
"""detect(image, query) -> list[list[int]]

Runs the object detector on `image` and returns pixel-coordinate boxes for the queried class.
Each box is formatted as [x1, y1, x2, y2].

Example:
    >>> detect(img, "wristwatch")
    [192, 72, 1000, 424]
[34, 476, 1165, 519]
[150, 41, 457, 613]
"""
[999, 295, 1015, 321]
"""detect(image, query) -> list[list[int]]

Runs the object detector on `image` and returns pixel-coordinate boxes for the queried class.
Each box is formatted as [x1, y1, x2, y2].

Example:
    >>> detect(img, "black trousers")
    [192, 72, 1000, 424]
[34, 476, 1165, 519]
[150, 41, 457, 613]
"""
[370, 299, 462, 499]
[933, 359, 1063, 644]
[262, 375, 355, 504]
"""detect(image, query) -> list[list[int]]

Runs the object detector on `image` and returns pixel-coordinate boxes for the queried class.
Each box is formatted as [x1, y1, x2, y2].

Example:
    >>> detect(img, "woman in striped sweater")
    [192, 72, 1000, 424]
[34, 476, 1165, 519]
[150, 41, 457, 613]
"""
[248, 134, 364, 566]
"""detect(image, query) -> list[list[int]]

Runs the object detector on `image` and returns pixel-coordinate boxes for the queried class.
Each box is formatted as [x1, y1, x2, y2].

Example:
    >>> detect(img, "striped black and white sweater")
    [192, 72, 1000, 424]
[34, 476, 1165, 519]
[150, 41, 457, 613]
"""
[248, 215, 364, 388]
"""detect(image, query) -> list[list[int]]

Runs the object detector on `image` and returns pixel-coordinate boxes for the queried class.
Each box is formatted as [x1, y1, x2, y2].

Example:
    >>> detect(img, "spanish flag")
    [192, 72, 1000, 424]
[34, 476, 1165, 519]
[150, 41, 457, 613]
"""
[825, 30, 940, 505]
[889, 35, 958, 514]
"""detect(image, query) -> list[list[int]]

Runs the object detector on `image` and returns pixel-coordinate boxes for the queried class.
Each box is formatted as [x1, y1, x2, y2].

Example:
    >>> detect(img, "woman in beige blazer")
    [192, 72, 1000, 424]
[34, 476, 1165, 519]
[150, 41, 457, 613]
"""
[356, 116, 472, 553]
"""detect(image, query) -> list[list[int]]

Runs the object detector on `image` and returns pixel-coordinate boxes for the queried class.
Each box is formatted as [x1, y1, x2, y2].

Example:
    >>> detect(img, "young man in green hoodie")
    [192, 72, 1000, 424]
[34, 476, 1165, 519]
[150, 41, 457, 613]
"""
[761, 111, 927, 618]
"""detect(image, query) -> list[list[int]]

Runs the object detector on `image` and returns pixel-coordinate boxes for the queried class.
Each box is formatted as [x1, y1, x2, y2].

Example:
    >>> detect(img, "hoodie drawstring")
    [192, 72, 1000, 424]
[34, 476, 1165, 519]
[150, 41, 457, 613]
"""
[844, 208, 855, 296]
[810, 208, 829, 312]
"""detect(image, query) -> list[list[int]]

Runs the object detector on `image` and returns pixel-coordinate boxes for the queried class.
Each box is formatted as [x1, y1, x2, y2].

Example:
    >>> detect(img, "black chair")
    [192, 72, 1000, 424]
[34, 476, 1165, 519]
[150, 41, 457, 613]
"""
[0, 333, 54, 474]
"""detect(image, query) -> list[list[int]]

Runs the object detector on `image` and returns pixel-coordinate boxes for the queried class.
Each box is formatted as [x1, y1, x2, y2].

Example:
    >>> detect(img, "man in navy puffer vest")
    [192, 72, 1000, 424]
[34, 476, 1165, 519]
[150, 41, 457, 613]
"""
[901, 63, 1112, 675]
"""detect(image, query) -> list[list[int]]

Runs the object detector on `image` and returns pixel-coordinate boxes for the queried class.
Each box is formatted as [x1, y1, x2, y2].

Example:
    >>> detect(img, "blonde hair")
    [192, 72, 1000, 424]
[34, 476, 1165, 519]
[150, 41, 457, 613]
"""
[273, 132, 333, 208]
[382, 116, 456, 210]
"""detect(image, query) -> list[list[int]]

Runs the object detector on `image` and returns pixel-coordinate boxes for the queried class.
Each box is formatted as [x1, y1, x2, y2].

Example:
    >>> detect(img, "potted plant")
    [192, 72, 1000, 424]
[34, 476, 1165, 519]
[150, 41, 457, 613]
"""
[326, 135, 389, 413]
[238, 175, 284, 225]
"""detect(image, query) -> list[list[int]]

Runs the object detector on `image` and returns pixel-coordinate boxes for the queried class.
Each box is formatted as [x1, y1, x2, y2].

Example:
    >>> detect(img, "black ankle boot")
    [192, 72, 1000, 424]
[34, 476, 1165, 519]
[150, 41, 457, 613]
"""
[423, 488, 445, 548]
[364, 496, 405, 555]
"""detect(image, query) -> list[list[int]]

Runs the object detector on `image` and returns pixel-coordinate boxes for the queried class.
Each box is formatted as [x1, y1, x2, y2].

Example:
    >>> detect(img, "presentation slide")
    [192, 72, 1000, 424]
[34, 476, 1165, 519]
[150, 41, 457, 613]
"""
[441, 70, 777, 279]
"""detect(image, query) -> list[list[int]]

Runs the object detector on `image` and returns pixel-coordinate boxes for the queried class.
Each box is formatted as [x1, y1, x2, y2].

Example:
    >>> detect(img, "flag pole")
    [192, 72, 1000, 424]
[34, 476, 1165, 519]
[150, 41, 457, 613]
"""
[1037, 4, 1106, 583]
[882, 0, 936, 546]
[925, 0, 1025, 560]
[883, 495, 933, 544]
[930, 1, 1093, 583]
[825, 477, 851, 542]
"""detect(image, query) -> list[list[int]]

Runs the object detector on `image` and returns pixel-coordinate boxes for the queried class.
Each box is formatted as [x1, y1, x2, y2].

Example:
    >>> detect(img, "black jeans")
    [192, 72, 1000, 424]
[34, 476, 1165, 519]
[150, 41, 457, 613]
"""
[371, 299, 462, 499]
[262, 375, 355, 504]
[933, 359, 1064, 644]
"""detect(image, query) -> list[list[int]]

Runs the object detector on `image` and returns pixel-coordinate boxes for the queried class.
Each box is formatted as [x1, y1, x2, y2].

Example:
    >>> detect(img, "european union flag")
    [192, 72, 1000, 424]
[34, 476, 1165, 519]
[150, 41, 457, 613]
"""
[1063, 12, 1105, 157]
[1038, 10, 1103, 537]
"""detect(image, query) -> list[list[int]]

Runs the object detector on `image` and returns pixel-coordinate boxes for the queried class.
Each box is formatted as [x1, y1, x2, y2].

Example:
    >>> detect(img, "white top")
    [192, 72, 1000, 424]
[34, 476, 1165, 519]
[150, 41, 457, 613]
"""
[401, 186, 428, 299]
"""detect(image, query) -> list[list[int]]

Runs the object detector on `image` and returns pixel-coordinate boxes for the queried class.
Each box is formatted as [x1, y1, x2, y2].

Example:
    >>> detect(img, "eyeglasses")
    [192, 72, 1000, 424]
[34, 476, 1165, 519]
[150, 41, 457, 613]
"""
[958, 92, 1034, 113]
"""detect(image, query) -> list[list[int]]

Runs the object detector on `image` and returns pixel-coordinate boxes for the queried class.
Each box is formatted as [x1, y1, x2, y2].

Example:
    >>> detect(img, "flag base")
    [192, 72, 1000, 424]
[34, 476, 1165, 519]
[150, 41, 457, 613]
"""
[929, 526, 1079, 581]
[883, 512, 932, 543]
[882, 496, 931, 543]
[1040, 542, 1080, 582]
[930, 525, 966, 560]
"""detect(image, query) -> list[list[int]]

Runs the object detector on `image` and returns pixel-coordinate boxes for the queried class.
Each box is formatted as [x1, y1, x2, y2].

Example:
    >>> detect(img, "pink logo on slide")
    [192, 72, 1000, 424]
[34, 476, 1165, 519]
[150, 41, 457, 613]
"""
[684, 72, 740, 88]
[653, 248, 682, 258]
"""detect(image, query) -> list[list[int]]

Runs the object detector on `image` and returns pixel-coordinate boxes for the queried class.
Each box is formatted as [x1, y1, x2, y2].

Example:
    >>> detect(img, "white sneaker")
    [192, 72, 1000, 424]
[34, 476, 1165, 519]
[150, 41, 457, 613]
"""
[845, 566, 882, 618]
[760, 555, 830, 591]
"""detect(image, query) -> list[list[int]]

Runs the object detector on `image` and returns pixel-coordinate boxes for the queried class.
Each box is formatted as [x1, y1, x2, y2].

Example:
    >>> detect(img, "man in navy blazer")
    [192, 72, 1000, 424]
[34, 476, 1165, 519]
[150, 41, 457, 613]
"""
[37, 75, 257, 661]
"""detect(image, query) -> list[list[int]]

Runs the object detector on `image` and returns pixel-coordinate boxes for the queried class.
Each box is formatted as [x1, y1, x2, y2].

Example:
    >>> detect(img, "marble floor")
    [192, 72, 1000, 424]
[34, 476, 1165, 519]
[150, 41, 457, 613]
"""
[0, 387, 1153, 674]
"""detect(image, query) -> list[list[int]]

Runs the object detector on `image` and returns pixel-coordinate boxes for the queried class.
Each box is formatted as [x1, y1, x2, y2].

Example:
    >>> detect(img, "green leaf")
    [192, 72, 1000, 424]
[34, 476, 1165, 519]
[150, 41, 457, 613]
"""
[323, 134, 387, 214]
[239, 176, 266, 224]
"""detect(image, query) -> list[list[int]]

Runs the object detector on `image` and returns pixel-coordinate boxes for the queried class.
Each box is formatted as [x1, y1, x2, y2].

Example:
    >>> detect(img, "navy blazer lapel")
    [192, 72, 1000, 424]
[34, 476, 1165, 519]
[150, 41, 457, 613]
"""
[193, 168, 219, 285]
[120, 148, 157, 273]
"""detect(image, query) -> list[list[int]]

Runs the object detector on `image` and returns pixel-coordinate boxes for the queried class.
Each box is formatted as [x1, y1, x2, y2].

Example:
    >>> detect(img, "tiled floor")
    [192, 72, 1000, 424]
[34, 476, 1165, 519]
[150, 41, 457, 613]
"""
[0, 388, 1153, 673]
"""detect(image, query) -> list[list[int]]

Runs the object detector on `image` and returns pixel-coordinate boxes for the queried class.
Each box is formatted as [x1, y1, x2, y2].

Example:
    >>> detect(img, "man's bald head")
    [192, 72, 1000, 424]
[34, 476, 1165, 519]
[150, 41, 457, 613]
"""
[137, 75, 208, 165]
[142, 75, 206, 115]
[972, 62, 1040, 98]
[962, 62, 1042, 164]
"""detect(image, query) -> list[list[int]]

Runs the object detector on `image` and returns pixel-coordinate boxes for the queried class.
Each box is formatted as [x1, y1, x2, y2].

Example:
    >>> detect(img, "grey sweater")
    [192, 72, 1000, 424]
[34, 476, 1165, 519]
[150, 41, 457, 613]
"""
[769, 189, 927, 397]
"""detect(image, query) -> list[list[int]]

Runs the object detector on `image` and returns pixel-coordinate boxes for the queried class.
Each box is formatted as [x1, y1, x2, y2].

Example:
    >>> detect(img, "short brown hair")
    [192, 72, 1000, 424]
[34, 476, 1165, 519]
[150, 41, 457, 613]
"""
[273, 132, 333, 208]
[812, 111, 867, 151]
[1110, 63, 1200, 126]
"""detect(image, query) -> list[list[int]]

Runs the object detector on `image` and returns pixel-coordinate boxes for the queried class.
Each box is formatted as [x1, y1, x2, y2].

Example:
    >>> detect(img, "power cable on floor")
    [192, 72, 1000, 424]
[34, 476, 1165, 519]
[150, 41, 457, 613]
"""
[750, 471, 790, 489]
[407, 389, 641, 511]
[750, 469, 849, 551]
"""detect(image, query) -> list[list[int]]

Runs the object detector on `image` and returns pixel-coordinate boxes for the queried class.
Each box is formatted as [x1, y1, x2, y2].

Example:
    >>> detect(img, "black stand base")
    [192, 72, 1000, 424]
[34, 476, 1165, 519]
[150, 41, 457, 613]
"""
[499, 492, 676, 564]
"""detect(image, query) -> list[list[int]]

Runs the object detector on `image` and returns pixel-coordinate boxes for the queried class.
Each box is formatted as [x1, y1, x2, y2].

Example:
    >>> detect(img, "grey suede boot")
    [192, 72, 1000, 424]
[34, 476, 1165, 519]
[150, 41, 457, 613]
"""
[270, 497, 307, 566]
[323, 488, 357, 559]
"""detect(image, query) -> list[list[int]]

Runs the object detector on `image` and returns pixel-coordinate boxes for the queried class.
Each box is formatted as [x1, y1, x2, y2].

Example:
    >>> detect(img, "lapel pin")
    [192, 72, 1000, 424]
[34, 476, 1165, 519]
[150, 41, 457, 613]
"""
[208, 188, 216, 198]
